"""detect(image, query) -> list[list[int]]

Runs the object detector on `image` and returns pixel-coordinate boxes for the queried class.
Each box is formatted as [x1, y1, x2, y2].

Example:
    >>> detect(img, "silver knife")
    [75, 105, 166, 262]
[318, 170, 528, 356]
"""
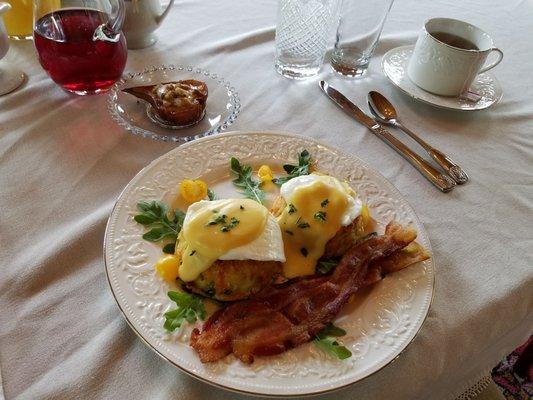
[319, 81, 456, 193]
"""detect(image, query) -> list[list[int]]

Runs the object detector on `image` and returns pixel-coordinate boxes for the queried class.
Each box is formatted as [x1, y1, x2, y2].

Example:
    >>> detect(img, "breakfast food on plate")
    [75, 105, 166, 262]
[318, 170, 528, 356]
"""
[270, 173, 374, 279]
[123, 79, 208, 126]
[134, 150, 430, 363]
[173, 199, 285, 301]
[190, 222, 422, 363]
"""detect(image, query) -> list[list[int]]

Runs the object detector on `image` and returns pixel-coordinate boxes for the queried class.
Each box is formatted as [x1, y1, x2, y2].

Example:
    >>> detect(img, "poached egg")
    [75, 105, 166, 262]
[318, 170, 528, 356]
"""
[278, 174, 363, 278]
[176, 199, 285, 282]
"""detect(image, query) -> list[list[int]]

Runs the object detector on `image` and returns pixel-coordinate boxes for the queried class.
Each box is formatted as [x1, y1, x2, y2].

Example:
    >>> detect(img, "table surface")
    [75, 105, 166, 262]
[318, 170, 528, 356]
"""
[1, 0, 532, 399]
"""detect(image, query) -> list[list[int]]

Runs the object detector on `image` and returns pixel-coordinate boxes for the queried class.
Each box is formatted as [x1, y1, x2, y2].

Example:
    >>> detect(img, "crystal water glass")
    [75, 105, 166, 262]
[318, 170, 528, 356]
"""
[331, 0, 394, 76]
[274, 0, 339, 79]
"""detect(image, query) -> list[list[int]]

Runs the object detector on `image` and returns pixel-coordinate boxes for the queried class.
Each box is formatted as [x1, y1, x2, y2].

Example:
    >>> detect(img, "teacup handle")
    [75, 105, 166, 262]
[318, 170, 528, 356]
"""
[156, 0, 175, 24]
[478, 47, 504, 74]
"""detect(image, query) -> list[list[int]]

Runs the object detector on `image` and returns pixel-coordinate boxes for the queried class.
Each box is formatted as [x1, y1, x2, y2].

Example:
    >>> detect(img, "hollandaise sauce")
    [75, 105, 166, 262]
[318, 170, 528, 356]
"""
[278, 175, 361, 278]
[176, 199, 268, 282]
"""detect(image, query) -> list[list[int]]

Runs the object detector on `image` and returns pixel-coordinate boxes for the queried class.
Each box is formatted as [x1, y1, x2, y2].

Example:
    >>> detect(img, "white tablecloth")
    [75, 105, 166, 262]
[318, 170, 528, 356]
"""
[1, 0, 532, 399]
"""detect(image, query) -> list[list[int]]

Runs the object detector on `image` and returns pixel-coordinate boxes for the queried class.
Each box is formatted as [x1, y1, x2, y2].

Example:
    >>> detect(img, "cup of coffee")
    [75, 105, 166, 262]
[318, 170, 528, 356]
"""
[407, 18, 503, 96]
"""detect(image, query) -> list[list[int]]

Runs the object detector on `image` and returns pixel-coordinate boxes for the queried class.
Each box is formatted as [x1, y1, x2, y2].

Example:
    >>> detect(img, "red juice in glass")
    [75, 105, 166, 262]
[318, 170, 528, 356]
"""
[34, 9, 127, 94]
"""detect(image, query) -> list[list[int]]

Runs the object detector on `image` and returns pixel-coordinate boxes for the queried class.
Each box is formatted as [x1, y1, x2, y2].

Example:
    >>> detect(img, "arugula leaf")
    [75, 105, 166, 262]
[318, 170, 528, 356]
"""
[316, 323, 347, 338]
[134, 201, 186, 253]
[163, 291, 206, 332]
[162, 243, 176, 254]
[142, 227, 173, 241]
[314, 323, 352, 360]
[317, 259, 338, 275]
[173, 209, 185, 227]
[207, 188, 216, 201]
[230, 157, 265, 204]
[314, 338, 352, 360]
[133, 214, 157, 225]
[273, 150, 311, 185]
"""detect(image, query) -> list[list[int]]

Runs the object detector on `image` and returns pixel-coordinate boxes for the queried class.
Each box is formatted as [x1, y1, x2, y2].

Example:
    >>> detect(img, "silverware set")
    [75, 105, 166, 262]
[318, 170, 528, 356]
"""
[319, 80, 468, 193]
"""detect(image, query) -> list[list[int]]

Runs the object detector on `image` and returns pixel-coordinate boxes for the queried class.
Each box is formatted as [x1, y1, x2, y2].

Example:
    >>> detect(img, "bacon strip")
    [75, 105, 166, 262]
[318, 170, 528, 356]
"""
[190, 222, 422, 363]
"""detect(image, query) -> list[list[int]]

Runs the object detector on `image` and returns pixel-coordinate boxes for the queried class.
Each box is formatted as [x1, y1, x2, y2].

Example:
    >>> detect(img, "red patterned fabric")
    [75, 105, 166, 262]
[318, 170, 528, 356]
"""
[492, 336, 533, 400]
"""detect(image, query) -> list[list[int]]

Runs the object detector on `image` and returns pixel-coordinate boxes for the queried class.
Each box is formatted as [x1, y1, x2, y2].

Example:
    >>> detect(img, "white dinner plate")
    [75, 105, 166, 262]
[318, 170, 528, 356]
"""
[382, 45, 502, 111]
[104, 131, 435, 397]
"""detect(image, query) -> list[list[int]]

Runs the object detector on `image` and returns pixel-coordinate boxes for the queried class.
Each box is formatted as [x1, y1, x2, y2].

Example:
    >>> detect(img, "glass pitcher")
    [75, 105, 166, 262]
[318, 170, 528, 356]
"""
[33, 0, 127, 95]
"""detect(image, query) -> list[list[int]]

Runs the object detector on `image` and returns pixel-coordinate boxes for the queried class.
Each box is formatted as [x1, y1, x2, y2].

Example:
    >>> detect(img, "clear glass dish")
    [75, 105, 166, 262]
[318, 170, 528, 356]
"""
[107, 64, 241, 142]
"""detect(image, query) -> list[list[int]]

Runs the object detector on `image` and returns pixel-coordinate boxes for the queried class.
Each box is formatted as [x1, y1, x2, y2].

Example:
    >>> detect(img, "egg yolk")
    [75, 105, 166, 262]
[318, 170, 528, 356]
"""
[176, 199, 268, 282]
[277, 181, 348, 278]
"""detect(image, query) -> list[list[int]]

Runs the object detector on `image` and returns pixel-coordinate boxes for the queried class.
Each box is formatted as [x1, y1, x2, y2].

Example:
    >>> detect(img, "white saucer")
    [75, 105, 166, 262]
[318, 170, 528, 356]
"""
[382, 45, 502, 111]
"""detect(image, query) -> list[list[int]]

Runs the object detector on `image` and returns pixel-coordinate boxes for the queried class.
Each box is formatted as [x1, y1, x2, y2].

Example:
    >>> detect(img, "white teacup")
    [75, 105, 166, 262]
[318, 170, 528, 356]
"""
[407, 18, 503, 96]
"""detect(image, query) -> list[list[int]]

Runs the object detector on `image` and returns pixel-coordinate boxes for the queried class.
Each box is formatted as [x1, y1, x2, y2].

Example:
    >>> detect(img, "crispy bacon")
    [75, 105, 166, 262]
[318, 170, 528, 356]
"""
[364, 223, 430, 285]
[190, 222, 424, 363]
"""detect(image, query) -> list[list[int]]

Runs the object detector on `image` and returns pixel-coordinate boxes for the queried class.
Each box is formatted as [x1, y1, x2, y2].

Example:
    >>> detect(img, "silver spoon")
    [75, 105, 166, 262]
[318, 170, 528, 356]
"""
[368, 91, 468, 184]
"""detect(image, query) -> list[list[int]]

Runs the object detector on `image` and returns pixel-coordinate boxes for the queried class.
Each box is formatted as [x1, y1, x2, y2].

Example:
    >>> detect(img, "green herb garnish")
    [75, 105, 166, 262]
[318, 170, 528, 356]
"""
[190, 250, 196, 256]
[317, 259, 338, 275]
[314, 323, 352, 360]
[273, 150, 311, 185]
[314, 211, 327, 222]
[220, 217, 241, 232]
[321, 199, 329, 207]
[314, 338, 352, 360]
[240, 205, 245, 210]
[206, 212, 240, 232]
[288, 203, 297, 214]
[297, 221, 310, 229]
[163, 291, 206, 332]
[134, 201, 185, 252]
[207, 188, 216, 201]
[316, 323, 347, 338]
[162, 243, 176, 254]
[220, 217, 240, 232]
[206, 214, 227, 226]
[230, 157, 265, 204]
[285, 230, 294, 236]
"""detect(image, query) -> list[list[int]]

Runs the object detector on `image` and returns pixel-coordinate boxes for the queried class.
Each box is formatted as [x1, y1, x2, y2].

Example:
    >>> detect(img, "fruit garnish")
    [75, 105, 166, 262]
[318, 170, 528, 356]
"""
[257, 165, 274, 183]
[155, 254, 181, 282]
[180, 179, 208, 203]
